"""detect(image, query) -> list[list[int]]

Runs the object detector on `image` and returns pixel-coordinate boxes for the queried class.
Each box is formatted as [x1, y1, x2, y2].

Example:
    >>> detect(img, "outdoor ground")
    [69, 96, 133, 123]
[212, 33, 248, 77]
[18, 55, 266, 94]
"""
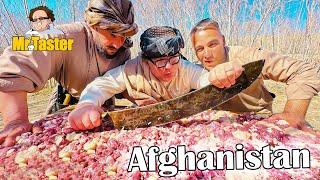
[0, 80, 319, 130]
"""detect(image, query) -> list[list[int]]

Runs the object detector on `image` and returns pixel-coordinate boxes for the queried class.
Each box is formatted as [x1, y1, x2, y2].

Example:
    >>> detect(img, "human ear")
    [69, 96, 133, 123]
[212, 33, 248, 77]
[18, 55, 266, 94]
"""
[222, 35, 226, 46]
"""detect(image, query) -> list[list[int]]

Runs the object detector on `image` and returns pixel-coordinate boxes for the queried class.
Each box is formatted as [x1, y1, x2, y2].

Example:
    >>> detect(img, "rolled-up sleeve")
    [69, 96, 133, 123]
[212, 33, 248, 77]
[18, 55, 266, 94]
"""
[183, 61, 209, 89]
[257, 49, 320, 100]
[0, 46, 63, 93]
[79, 65, 127, 106]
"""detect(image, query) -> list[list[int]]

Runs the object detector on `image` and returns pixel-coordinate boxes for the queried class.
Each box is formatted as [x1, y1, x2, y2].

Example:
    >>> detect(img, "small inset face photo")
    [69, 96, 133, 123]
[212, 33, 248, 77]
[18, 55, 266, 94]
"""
[31, 9, 51, 32]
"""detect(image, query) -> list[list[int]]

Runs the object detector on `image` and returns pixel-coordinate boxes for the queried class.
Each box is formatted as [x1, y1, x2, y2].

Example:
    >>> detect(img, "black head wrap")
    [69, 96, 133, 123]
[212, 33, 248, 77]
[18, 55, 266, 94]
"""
[140, 26, 184, 59]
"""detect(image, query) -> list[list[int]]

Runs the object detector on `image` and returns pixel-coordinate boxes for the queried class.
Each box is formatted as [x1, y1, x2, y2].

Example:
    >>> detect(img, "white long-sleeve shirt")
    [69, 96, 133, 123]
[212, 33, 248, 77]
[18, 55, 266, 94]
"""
[25, 24, 64, 36]
[79, 58, 209, 106]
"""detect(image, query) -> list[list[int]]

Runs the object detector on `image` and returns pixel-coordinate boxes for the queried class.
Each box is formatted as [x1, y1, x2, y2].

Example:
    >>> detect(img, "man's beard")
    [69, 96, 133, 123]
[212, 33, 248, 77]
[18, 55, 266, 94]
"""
[93, 34, 122, 60]
[96, 44, 120, 60]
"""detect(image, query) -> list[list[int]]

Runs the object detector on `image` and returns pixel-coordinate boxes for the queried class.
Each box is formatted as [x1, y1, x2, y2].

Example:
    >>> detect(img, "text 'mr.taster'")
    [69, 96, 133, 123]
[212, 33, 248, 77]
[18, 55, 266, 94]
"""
[12, 36, 74, 51]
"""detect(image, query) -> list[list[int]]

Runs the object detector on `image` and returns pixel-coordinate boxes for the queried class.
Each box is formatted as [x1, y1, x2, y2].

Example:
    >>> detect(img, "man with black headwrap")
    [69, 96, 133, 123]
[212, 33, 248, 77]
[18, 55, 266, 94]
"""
[0, 0, 138, 147]
[68, 26, 241, 131]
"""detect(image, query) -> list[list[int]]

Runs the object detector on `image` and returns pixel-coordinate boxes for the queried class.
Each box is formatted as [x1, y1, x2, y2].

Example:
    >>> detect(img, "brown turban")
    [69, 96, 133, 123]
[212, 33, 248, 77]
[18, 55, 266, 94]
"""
[84, 0, 138, 37]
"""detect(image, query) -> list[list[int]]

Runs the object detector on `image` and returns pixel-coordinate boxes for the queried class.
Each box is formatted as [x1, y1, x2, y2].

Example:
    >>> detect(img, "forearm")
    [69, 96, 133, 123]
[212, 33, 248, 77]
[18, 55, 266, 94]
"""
[0, 91, 29, 126]
[79, 68, 126, 106]
[283, 99, 310, 119]
[79, 85, 113, 106]
[259, 50, 320, 99]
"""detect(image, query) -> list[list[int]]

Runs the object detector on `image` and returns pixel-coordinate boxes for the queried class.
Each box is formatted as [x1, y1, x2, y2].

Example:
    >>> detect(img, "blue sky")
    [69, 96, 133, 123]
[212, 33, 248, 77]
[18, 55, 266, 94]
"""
[199, 0, 311, 29]
[1, 0, 317, 31]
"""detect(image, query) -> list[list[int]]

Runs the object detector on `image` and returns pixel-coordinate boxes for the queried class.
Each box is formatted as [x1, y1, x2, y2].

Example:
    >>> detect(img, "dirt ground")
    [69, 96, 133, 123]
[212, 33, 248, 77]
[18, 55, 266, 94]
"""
[0, 81, 319, 130]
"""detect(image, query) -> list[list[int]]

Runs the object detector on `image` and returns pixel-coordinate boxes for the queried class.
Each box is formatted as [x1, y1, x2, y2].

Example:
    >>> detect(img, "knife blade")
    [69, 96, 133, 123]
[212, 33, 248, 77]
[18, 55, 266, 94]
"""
[103, 59, 265, 129]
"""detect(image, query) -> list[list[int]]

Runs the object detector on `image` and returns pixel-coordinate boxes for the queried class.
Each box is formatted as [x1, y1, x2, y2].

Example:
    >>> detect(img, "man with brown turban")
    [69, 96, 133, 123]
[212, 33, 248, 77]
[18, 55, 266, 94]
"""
[0, 0, 138, 147]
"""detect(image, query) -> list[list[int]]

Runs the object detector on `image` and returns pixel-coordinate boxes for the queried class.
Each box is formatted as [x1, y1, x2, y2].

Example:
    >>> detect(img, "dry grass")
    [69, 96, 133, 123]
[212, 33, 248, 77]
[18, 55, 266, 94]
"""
[0, 82, 319, 130]
[0, 88, 53, 129]
[264, 80, 320, 130]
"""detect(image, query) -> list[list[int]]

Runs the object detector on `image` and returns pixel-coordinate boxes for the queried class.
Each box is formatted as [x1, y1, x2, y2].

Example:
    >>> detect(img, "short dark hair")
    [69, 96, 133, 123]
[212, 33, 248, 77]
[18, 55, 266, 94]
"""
[28, 6, 55, 22]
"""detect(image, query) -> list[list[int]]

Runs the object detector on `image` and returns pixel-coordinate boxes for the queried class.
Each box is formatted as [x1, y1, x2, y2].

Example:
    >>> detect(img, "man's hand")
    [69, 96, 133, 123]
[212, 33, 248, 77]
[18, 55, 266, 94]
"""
[0, 91, 30, 147]
[268, 112, 308, 129]
[268, 99, 319, 134]
[208, 62, 244, 88]
[0, 120, 32, 147]
[68, 102, 103, 131]
[268, 112, 319, 135]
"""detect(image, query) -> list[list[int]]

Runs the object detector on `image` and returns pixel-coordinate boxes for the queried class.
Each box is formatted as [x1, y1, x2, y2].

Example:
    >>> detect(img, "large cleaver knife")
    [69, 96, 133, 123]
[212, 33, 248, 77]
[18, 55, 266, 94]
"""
[103, 59, 265, 130]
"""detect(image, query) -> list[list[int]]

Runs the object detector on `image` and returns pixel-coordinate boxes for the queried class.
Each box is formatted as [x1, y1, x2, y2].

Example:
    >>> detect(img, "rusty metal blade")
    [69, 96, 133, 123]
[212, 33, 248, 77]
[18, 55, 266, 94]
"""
[104, 60, 265, 129]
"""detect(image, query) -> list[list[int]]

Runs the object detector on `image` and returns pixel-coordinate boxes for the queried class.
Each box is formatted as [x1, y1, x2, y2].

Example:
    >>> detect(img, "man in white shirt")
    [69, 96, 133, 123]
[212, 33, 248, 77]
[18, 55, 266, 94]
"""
[25, 6, 64, 36]
[25, 6, 64, 51]
[68, 26, 244, 130]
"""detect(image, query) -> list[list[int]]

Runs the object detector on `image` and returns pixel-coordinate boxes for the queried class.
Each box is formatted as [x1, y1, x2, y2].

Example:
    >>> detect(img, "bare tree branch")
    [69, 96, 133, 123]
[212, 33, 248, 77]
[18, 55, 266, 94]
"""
[23, 0, 29, 18]
[251, 0, 283, 46]
[0, 1, 18, 34]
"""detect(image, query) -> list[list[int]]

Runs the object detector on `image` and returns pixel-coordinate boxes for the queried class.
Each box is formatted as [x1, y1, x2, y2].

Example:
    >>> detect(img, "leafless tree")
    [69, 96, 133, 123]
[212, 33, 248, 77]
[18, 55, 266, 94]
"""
[0, 0, 318, 70]
[0, 0, 18, 34]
